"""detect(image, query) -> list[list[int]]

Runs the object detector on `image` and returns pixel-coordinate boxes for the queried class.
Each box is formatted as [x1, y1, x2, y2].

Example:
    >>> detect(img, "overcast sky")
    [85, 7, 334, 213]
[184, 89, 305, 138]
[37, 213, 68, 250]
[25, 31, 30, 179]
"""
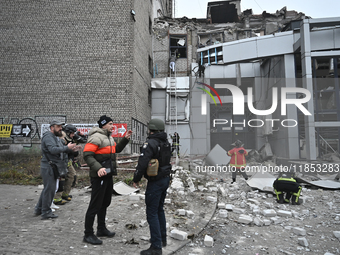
[175, 0, 340, 19]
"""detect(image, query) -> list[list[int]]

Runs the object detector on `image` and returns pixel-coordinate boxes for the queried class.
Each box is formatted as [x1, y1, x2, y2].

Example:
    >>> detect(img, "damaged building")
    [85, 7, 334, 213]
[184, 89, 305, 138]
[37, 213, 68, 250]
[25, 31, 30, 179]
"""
[151, 0, 340, 161]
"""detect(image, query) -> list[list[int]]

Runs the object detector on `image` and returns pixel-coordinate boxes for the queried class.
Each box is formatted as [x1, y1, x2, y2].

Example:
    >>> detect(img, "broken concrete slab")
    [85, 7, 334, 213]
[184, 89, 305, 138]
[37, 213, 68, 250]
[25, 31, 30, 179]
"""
[205, 144, 231, 166]
[113, 181, 139, 195]
[297, 177, 340, 189]
[277, 210, 292, 217]
[262, 209, 276, 217]
[246, 170, 276, 192]
[333, 231, 340, 240]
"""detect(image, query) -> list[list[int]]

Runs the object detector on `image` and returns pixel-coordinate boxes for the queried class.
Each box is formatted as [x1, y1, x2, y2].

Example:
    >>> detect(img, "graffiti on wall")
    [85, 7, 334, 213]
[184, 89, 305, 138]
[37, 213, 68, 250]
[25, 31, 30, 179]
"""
[0, 115, 67, 147]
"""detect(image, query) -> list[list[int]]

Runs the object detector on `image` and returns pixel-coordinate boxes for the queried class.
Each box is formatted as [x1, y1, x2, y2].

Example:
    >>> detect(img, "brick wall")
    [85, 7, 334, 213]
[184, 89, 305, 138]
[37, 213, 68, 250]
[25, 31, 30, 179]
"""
[0, 0, 153, 129]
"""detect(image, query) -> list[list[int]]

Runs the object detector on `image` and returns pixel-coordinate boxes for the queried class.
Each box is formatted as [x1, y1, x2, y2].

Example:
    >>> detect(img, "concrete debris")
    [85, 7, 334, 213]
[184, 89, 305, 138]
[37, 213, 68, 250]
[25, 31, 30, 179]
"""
[177, 209, 186, 216]
[170, 229, 188, 241]
[333, 231, 340, 240]
[277, 210, 292, 217]
[225, 204, 234, 211]
[262, 209, 276, 217]
[128, 194, 140, 201]
[113, 181, 139, 195]
[218, 209, 228, 218]
[206, 196, 217, 203]
[238, 214, 253, 224]
[186, 210, 195, 218]
[253, 216, 264, 226]
[204, 235, 214, 247]
[298, 237, 309, 247]
[292, 227, 306, 236]
[218, 202, 226, 209]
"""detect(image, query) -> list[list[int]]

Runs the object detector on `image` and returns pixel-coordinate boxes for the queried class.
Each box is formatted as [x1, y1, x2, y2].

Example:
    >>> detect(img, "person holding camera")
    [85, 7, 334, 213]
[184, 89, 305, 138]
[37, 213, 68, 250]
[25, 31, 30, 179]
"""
[82, 115, 132, 245]
[34, 120, 77, 220]
[53, 124, 84, 205]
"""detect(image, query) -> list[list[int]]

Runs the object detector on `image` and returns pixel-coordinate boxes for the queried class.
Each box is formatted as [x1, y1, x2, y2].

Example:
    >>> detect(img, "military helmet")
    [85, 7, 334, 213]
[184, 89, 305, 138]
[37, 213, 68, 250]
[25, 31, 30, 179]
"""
[231, 140, 243, 147]
[148, 118, 165, 132]
[64, 124, 77, 134]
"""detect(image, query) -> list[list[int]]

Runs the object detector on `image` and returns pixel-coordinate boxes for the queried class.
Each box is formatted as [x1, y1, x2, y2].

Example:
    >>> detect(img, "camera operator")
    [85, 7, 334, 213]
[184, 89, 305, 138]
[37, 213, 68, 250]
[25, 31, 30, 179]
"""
[53, 124, 84, 205]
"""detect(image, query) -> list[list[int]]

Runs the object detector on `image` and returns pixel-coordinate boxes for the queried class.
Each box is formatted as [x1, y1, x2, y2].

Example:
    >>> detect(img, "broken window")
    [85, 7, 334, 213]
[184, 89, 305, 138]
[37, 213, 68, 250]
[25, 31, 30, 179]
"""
[169, 35, 187, 58]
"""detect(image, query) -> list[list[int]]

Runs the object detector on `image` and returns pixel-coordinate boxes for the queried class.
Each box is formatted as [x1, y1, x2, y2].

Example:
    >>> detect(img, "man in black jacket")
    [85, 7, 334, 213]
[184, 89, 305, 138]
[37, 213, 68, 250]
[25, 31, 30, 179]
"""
[133, 118, 172, 255]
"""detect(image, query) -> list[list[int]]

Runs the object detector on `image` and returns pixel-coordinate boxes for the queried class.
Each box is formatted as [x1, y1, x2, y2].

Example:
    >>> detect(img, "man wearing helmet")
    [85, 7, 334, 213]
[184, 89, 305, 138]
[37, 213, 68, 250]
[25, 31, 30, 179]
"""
[227, 140, 248, 184]
[53, 124, 85, 205]
[133, 118, 172, 255]
[273, 172, 302, 205]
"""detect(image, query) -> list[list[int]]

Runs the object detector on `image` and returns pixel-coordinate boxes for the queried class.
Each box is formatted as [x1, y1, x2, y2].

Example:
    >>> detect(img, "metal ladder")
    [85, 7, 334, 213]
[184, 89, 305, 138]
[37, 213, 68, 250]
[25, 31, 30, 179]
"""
[168, 63, 179, 163]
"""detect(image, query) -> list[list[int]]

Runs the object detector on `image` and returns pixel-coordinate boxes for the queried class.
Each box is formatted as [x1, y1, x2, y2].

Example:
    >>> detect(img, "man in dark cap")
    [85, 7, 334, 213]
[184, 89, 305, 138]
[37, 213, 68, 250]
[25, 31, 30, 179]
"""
[34, 120, 77, 220]
[83, 115, 132, 245]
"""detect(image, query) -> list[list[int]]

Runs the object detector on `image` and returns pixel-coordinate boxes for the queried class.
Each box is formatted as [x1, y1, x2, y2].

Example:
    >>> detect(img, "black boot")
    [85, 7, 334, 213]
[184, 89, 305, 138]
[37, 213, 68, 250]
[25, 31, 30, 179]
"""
[277, 193, 284, 204]
[291, 196, 300, 205]
[231, 178, 236, 184]
[140, 245, 162, 255]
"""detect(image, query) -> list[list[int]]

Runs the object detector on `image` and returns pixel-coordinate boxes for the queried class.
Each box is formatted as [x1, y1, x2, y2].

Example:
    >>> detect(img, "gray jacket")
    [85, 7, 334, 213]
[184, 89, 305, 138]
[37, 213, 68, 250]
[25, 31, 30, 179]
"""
[41, 131, 72, 171]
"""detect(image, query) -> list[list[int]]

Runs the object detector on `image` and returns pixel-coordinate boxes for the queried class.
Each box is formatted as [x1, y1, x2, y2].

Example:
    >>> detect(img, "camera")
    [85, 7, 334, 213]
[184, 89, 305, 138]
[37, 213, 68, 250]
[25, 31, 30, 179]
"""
[74, 131, 87, 143]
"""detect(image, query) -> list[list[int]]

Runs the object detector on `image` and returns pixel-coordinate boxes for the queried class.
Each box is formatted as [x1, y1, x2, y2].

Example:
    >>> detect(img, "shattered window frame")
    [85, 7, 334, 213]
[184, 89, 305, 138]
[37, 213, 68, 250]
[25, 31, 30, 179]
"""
[169, 34, 187, 58]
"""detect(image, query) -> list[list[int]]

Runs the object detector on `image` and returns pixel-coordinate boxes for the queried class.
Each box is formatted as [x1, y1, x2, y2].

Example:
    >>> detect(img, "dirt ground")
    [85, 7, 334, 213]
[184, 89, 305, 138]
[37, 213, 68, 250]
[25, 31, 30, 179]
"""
[0, 162, 339, 255]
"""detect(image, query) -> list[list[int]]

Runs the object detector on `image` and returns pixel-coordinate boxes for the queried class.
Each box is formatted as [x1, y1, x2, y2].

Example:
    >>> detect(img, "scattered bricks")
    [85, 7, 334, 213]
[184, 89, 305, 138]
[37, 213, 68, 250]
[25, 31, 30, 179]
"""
[233, 207, 246, 214]
[139, 220, 147, 227]
[302, 209, 310, 216]
[267, 194, 273, 198]
[225, 204, 233, 211]
[263, 202, 273, 208]
[218, 202, 226, 209]
[247, 198, 260, 205]
[198, 185, 205, 191]
[263, 219, 271, 226]
[247, 192, 256, 198]
[219, 209, 228, 218]
[333, 231, 340, 240]
[277, 210, 292, 217]
[253, 208, 261, 215]
[187, 178, 196, 192]
[298, 237, 309, 247]
[164, 198, 171, 204]
[270, 217, 282, 224]
[254, 216, 264, 226]
[291, 210, 299, 218]
[238, 214, 253, 224]
[204, 235, 214, 247]
[186, 210, 195, 218]
[177, 209, 186, 216]
[207, 196, 217, 203]
[129, 194, 140, 201]
[209, 187, 218, 192]
[170, 229, 188, 241]
[219, 187, 226, 196]
[293, 227, 306, 236]
[229, 194, 238, 200]
[262, 209, 277, 217]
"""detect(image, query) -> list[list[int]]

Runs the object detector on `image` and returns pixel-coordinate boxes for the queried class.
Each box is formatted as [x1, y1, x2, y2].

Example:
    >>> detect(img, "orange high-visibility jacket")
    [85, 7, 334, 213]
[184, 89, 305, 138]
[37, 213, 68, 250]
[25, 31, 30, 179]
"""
[227, 147, 248, 168]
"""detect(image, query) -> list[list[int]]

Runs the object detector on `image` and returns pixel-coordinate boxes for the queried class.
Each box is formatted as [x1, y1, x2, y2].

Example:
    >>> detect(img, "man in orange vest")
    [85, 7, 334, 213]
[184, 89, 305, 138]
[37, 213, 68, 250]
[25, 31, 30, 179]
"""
[227, 140, 248, 184]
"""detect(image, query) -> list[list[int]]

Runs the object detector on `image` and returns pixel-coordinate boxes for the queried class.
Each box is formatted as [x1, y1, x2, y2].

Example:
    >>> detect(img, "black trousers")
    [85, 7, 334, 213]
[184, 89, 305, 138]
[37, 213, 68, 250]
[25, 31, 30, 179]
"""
[84, 176, 113, 236]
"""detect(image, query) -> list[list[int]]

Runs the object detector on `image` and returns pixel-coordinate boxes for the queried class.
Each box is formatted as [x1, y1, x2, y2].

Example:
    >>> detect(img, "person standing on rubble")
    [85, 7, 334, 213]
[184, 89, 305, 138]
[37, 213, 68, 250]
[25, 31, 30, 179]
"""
[82, 115, 132, 245]
[133, 118, 172, 255]
[273, 172, 302, 205]
[227, 140, 248, 184]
